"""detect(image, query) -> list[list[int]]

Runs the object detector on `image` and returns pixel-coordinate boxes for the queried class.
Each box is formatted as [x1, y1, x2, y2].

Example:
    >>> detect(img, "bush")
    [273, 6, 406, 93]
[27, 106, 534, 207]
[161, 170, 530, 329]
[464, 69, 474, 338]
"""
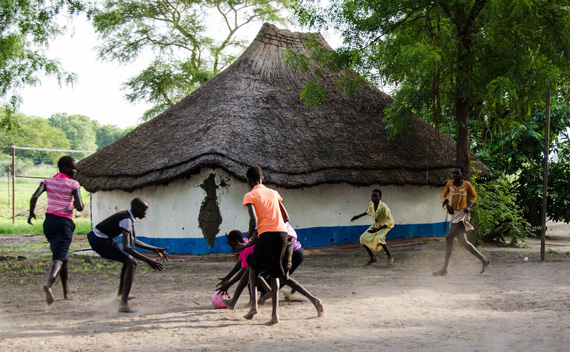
[470, 173, 535, 246]
[0, 156, 34, 177]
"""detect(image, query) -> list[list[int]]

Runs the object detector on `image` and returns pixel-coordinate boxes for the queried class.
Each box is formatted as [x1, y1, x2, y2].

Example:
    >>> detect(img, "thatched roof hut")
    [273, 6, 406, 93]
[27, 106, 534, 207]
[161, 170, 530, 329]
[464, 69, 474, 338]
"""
[77, 23, 486, 193]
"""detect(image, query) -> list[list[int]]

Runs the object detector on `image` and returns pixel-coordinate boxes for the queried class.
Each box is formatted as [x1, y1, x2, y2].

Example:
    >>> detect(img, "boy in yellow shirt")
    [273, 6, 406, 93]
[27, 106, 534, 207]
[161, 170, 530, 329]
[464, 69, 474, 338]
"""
[433, 167, 491, 276]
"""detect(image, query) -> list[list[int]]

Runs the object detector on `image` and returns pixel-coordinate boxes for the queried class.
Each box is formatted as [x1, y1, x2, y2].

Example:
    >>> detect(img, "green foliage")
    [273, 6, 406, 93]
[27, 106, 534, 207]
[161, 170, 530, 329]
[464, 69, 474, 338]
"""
[89, 0, 291, 121]
[48, 113, 98, 155]
[91, 121, 130, 150]
[470, 173, 534, 246]
[0, 0, 84, 124]
[0, 111, 71, 164]
[294, 0, 570, 175]
[476, 99, 570, 225]
[0, 155, 33, 177]
[1, 109, 131, 164]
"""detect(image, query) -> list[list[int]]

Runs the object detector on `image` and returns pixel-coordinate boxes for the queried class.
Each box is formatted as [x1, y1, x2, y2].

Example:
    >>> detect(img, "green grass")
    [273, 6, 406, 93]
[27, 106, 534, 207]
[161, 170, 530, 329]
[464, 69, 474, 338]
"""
[0, 164, 92, 235]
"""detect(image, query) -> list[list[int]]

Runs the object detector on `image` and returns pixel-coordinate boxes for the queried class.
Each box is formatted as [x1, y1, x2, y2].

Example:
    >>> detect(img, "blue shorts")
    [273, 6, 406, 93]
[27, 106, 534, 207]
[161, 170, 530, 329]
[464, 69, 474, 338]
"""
[43, 214, 75, 261]
[87, 231, 130, 263]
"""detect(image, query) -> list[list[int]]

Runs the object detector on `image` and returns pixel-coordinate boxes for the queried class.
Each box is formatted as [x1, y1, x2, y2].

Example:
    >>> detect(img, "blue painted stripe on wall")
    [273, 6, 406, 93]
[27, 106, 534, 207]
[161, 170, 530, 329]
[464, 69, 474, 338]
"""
[137, 222, 449, 255]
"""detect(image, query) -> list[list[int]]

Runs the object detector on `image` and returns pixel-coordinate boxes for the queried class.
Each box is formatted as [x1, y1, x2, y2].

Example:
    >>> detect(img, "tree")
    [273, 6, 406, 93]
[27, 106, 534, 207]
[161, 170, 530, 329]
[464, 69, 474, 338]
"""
[89, 0, 291, 121]
[48, 113, 98, 154]
[0, 110, 71, 164]
[295, 0, 570, 179]
[476, 99, 570, 227]
[0, 0, 83, 129]
[91, 120, 130, 149]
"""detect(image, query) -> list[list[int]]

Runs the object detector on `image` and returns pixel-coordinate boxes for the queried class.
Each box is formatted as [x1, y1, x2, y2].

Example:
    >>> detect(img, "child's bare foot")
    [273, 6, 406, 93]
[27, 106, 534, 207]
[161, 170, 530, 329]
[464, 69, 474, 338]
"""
[481, 258, 491, 274]
[432, 269, 448, 276]
[365, 257, 378, 266]
[223, 299, 235, 310]
[314, 299, 324, 317]
[118, 304, 137, 313]
[243, 308, 257, 320]
[258, 291, 272, 305]
[43, 285, 54, 305]
[387, 257, 395, 266]
[269, 314, 279, 325]
[64, 288, 77, 300]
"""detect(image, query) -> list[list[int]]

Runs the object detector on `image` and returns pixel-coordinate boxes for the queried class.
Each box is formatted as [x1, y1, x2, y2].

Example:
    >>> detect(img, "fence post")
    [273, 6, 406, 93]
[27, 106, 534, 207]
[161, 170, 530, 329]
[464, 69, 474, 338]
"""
[12, 144, 15, 224]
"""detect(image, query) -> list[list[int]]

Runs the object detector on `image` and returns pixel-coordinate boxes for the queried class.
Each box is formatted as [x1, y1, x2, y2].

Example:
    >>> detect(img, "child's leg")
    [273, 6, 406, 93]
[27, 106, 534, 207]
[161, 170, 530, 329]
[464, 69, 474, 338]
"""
[433, 223, 459, 276]
[118, 263, 127, 296]
[456, 230, 491, 273]
[381, 244, 394, 265]
[284, 278, 324, 317]
[118, 258, 137, 312]
[60, 260, 71, 299]
[43, 259, 63, 305]
[363, 246, 377, 265]
[258, 276, 273, 305]
[270, 277, 280, 324]
[244, 267, 258, 319]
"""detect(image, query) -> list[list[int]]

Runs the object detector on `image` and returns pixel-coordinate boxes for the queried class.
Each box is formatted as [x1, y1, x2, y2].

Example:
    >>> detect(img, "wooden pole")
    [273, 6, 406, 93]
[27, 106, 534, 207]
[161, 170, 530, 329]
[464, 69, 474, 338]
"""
[11, 144, 15, 224]
[541, 92, 551, 262]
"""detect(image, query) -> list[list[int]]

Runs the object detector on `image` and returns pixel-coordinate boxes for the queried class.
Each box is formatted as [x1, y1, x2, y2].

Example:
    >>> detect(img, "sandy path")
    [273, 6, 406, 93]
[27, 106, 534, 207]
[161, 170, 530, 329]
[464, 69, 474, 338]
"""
[1, 223, 570, 351]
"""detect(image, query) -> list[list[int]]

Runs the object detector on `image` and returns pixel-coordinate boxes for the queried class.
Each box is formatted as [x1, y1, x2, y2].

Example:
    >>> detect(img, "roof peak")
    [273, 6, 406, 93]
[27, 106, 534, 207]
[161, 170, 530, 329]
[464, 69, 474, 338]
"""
[254, 22, 331, 51]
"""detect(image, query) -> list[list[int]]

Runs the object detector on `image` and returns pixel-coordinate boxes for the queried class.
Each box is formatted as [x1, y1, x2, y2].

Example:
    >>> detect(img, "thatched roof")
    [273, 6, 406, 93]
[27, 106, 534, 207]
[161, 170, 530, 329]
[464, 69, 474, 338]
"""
[77, 23, 487, 193]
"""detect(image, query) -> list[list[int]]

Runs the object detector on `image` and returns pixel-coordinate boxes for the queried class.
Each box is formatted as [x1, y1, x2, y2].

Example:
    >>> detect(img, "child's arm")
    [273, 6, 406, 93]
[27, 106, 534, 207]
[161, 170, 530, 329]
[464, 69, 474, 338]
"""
[367, 225, 387, 233]
[217, 267, 247, 293]
[351, 212, 367, 222]
[72, 188, 84, 212]
[134, 240, 170, 263]
[246, 203, 257, 239]
[122, 232, 164, 270]
[280, 202, 290, 223]
[28, 182, 46, 225]
[219, 261, 242, 283]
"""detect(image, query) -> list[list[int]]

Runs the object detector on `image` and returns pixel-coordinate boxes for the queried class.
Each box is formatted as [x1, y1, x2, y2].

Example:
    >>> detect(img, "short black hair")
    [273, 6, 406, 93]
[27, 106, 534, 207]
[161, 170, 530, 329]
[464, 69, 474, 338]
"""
[372, 189, 382, 198]
[246, 166, 263, 183]
[131, 197, 148, 210]
[57, 156, 75, 170]
[454, 166, 464, 173]
[227, 230, 244, 244]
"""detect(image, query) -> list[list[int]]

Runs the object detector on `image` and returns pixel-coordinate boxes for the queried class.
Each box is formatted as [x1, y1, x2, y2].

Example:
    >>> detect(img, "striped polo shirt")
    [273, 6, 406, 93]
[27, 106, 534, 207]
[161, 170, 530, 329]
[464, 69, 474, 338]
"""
[43, 173, 81, 219]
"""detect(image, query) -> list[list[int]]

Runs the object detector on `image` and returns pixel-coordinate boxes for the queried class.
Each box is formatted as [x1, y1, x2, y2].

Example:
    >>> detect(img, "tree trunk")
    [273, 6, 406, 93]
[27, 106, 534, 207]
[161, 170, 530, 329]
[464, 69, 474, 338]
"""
[456, 99, 471, 180]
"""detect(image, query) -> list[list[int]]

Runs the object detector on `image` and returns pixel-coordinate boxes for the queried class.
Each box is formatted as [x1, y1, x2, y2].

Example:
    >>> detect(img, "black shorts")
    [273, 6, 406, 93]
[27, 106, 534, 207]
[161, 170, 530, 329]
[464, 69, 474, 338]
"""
[87, 231, 130, 263]
[247, 231, 288, 279]
[43, 214, 75, 261]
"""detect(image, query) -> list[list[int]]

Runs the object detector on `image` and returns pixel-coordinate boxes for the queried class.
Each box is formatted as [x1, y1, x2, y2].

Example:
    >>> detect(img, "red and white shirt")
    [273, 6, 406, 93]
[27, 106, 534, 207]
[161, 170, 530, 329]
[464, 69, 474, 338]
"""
[43, 173, 80, 219]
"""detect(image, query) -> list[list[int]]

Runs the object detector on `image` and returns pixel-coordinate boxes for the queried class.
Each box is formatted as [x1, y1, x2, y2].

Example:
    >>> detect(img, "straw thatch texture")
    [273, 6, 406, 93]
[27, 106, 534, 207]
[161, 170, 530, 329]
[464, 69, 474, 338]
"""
[77, 23, 487, 192]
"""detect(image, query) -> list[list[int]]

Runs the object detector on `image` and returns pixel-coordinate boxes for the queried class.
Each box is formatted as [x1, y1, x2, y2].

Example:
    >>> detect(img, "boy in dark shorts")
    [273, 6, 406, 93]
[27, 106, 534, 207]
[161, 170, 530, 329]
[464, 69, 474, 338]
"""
[28, 156, 84, 305]
[87, 198, 169, 313]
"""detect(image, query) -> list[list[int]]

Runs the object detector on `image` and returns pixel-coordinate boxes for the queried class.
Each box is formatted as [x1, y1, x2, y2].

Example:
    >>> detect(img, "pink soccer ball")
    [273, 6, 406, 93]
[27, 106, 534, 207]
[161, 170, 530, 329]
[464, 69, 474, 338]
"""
[212, 291, 230, 309]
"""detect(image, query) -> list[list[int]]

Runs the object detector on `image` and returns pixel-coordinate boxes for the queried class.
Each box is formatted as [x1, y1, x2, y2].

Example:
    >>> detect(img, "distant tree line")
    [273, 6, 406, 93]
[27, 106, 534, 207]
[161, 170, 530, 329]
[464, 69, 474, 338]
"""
[0, 109, 133, 167]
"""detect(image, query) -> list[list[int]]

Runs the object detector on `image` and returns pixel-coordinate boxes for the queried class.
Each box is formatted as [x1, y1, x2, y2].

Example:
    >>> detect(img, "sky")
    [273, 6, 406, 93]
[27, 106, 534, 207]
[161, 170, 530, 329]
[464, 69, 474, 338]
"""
[16, 16, 327, 129]
[17, 16, 155, 129]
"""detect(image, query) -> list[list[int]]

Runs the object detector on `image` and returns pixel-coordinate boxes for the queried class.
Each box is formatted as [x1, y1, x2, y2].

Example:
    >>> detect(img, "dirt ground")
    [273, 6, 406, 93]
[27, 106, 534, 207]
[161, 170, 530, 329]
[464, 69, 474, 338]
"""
[1, 222, 570, 352]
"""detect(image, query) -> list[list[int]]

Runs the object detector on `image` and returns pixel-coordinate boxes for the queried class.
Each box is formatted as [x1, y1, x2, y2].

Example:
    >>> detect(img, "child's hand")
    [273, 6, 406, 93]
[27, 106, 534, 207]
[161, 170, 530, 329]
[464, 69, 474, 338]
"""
[154, 248, 170, 263]
[218, 277, 229, 283]
[216, 282, 230, 293]
[27, 213, 36, 225]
